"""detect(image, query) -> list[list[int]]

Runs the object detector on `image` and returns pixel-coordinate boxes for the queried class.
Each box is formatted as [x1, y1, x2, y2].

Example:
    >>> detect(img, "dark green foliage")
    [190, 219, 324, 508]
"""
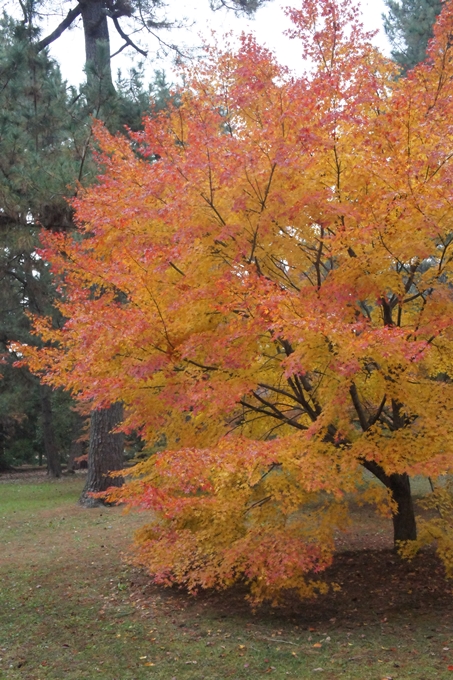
[383, 0, 442, 71]
[0, 14, 89, 470]
[0, 16, 94, 223]
[0, 369, 78, 468]
[115, 67, 177, 131]
[0, 13, 174, 470]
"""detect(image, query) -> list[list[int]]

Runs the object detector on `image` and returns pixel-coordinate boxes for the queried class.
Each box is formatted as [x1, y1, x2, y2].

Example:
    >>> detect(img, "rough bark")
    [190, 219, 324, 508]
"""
[79, 0, 115, 95]
[388, 472, 417, 542]
[79, 402, 124, 507]
[0, 422, 10, 472]
[362, 460, 417, 545]
[40, 384, 62, 478]
[0, 424, 13, 471]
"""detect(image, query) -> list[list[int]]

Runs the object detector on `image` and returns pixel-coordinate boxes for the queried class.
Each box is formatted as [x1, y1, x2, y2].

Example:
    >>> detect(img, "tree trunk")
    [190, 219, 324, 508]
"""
[0, 423, 12, 471]
[0, 422, 11, 472]
[388, 472, 417, 542]
[40, 384, 61, 478]
[80, 0, 115, 96]
[362, 461, 417, 546]
[79, 402, 124, 507]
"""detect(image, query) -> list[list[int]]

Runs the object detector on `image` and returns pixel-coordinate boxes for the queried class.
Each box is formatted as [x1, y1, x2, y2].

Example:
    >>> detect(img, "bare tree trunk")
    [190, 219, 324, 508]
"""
[362, 461, 417, 546]
[0, 423, 13, 471]
[80, 0, 115, 95]
[388, 472, 417, 542]
[79, 402, 124, 507]
[40, 384, 61, 478]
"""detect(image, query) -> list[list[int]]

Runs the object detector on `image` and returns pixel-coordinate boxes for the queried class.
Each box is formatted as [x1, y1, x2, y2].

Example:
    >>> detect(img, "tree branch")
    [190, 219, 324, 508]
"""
[111, 16, 148, 57]
[240, 393, 308, 431]
[36, 4, 82, 52]
[349, 382, 368, 431]
[259, 380, 317, 421]
[369, 394, 387, 428]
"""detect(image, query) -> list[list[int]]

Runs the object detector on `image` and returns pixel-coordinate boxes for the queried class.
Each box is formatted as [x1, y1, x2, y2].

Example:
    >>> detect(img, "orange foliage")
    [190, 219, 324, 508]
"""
[17, 0, 453, 601]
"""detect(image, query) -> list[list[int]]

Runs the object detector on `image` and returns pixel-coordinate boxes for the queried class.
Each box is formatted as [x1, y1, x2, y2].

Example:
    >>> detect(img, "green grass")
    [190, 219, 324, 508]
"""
[0, 477, 82, 512]
[1, 474, 453, 679]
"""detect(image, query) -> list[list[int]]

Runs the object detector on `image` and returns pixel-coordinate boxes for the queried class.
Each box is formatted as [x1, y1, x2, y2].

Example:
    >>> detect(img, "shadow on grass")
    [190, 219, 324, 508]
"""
[0, 473, 452, 679]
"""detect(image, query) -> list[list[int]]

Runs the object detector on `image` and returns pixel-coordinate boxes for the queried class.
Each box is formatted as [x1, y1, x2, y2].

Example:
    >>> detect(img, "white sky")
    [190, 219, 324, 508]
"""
[40, 0, 390, 86]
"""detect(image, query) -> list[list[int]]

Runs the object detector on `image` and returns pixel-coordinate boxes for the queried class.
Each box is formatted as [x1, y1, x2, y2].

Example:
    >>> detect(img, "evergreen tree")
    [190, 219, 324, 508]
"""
[0, 14, 90, 473]
[0, 13, 174, 477]
[383, 0, 442, 71]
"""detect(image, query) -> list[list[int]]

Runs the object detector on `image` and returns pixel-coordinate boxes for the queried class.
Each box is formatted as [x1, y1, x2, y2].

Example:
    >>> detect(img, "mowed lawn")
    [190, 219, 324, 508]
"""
[1, 473, 453, 679]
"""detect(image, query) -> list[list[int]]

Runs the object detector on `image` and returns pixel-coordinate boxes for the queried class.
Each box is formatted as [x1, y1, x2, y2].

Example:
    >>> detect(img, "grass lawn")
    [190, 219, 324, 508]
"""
[0, 472, 453, 679]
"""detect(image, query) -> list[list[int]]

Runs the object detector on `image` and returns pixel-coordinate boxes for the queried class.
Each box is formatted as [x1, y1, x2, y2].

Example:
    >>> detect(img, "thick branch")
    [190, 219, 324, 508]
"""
[111, 16, 148, 57]
[239, 398, 307, 431]
[36, 4, 82, 52]
[369, 394, 387, 427]
[349, 382, 368, 431]
[259, 380, 318, 422]
[380, 297, 394, 326]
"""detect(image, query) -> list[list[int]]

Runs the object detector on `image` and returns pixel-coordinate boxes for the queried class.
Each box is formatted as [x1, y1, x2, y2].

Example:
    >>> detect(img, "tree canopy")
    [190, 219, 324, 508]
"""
[21, 0, 453, 601]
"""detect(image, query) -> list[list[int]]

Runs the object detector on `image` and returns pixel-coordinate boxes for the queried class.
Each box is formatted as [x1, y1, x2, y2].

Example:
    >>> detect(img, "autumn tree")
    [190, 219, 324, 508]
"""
[21, 0, 453, 601]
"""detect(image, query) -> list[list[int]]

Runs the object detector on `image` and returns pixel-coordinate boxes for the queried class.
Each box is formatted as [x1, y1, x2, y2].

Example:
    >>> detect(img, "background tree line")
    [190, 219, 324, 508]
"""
[0, 0, 444, 498]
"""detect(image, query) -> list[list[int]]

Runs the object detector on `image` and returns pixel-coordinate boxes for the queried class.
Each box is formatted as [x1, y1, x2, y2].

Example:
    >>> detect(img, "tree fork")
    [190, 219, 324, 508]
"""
[40, 384, 62, 478]
[362, 460, 417, 545]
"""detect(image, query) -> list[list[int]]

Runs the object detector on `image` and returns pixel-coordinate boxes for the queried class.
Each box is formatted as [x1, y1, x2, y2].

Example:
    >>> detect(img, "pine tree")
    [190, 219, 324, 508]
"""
[0, 14, 89, 473]
[0, 13, 175, 478]
[383, 0, 442, 71]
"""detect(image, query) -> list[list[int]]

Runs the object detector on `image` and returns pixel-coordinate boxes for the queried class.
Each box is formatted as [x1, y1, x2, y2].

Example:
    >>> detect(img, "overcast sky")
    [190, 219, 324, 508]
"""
[40, 0, 391, 86]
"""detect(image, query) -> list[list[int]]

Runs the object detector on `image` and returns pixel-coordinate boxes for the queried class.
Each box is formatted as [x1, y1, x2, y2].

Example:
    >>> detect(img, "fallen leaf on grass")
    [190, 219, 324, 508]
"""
[313, 643, 322, 648]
